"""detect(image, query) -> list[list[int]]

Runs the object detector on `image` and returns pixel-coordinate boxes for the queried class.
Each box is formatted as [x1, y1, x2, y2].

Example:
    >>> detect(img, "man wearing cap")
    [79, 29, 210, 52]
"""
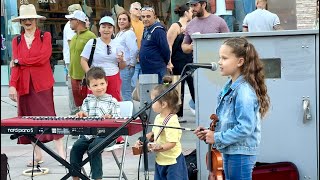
[63, 4, 82, 116]
[139, 6, 170, 83]
[182, 0, 229, 54]
[66, 10, 96, 107]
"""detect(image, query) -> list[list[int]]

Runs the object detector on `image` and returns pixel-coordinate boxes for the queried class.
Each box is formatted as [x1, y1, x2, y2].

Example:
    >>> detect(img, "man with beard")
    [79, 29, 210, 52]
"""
[182, 0, 229, 54]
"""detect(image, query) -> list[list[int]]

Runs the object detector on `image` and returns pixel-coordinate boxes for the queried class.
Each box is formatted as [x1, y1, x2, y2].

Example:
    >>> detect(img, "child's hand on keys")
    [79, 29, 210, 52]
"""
[102, 114, 112, 119]
[76, 111, 88, 118]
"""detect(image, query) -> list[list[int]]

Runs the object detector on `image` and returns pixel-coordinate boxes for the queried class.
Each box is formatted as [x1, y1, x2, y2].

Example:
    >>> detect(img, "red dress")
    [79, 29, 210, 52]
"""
[10, 29, 63, 144]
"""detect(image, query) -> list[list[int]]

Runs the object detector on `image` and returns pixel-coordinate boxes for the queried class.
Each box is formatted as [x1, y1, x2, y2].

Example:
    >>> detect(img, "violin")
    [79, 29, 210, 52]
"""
[206, 114, 224, 180]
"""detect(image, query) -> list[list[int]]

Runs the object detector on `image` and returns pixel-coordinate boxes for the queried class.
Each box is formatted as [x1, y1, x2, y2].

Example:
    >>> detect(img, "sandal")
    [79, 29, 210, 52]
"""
[27, 160, 44, 167]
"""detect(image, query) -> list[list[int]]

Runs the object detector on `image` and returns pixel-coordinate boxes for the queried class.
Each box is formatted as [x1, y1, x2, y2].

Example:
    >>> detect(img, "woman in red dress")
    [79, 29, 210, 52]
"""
[9, 4, 66, 167]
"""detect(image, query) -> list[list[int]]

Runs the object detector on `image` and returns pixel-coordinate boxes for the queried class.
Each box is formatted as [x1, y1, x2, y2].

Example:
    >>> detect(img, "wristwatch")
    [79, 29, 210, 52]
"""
[14, 59, 19, 65]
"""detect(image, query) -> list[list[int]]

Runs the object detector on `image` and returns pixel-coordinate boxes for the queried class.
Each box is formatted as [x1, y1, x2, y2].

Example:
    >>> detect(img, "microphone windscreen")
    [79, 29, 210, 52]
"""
[211, 62, 218, 71]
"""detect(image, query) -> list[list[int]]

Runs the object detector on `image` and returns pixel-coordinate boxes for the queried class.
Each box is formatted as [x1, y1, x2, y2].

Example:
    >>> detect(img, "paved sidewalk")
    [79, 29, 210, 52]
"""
[1, 85, 197, 180]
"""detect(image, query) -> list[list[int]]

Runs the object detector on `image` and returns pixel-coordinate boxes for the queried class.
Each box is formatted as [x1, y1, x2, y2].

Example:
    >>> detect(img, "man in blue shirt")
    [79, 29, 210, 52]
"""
[139, 7, 170, 83]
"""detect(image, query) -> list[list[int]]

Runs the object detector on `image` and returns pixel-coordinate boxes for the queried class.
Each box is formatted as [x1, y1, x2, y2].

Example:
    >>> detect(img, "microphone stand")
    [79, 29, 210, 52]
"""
[87, 67, 197, 180]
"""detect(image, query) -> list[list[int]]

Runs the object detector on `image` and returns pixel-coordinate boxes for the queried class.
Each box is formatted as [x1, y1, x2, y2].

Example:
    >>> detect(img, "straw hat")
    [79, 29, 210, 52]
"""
[11, 4, 46, 22]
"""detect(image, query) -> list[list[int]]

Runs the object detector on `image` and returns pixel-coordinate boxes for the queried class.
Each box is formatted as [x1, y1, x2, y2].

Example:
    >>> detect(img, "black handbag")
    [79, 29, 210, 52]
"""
[80, 38, 97, 87]
[1, 154, 8, 180]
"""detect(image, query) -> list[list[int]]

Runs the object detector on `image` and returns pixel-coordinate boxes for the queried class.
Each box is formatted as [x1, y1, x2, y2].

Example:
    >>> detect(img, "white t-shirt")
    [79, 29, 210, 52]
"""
[63, 21, 76, 64]
[214, 0, 232, 16]
[115, 29, 138, 66]
[81, 38, 122, 76]
[243, 9, 281, 32]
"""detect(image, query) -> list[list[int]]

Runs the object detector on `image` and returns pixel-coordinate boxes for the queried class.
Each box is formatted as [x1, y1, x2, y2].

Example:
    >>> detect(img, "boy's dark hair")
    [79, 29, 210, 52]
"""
[152, 76, 180, 113]
[86, 67, 107, 85]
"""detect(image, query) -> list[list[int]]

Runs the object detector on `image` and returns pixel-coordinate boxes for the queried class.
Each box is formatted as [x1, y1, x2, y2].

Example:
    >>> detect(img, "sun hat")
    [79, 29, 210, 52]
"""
[99, 16, 115, 26]
[65, 10, 87, 22]
[67, 4, 82, 14]
[11, 4, 46, 22]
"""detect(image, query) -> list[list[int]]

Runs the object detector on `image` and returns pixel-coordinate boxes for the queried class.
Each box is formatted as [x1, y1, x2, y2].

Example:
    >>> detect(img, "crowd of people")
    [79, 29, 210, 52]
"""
[10, 0, 317, 179]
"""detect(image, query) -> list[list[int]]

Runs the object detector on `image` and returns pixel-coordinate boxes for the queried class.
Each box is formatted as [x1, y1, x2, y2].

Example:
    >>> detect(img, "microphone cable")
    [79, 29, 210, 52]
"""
[1, 99, 17, 108]
[30, 130, 46, 179]
[137, 104, 152, 180]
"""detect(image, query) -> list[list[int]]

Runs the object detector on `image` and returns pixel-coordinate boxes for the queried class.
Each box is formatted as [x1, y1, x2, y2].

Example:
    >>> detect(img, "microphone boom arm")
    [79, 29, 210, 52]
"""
[87, 66, 197, 180]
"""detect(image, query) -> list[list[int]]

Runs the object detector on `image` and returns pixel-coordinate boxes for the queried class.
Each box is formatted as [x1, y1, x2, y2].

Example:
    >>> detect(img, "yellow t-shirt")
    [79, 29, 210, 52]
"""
[131, 19, 144, 49]
[152, 114, 182, 165]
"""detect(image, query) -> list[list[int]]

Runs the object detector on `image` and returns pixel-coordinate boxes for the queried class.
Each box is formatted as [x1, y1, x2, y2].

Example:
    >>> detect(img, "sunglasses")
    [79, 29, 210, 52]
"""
[21, 18, 35, 22]
[141, 7, 155, 13]
[107, 45, 111, 55]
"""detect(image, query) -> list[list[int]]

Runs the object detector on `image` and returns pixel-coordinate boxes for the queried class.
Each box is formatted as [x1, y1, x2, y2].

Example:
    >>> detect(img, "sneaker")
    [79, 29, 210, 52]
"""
[189, 107, 195, 115]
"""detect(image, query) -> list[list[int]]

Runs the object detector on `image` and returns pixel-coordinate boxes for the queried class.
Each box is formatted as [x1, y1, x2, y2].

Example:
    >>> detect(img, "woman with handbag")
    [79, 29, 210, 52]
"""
[80, 16, 126, 101]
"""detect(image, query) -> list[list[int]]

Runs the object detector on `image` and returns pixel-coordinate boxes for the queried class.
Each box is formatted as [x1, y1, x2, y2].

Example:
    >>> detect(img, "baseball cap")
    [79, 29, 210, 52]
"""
[99, 16, 115, 26]
[67, 4, 82, 14]
[186, 0, 207, 5]
[65, 10, 86, 22]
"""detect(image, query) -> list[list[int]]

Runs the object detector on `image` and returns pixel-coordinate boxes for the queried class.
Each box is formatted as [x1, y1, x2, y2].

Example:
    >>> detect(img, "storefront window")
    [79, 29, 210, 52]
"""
[1, 0, 18, 65]
[0, 0, 318, 85]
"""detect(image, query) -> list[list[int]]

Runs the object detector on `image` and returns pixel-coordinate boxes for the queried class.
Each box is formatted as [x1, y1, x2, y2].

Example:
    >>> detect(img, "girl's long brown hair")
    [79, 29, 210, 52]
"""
[223, 37, 270, 118]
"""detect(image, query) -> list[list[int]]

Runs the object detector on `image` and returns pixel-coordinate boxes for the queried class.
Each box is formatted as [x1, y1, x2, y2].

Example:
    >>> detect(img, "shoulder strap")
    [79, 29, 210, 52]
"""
[154, 114, 174, 141]
[176, 22, 182, 27]
[17, 35, 21, 45]
[87, 38, 97, 67]
[40, 31, 45, 42]
[17, 31, 45, 45]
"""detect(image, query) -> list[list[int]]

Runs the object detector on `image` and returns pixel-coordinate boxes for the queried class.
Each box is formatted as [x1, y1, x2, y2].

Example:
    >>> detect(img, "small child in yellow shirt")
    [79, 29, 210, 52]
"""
[135, 76, 188, 180]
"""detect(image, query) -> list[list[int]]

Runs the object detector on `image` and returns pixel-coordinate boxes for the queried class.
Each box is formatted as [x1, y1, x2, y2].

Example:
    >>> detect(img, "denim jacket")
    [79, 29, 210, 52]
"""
[213, 75, 261, 155]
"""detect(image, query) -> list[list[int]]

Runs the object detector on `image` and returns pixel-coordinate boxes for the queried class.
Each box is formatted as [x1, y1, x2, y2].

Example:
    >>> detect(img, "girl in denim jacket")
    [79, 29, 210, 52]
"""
[195, 37, 270, 180]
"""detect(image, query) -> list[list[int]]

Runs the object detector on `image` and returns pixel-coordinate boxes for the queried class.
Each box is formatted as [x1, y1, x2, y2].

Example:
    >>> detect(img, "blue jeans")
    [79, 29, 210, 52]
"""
[189, 99, 195, 110]
[223, 154, 257, 180]
[234, 0, 256, 32]
[131, 63, 141, 88]
[221, 15, 234, 32]
[154, 154, 188, 180]
[120, 66, 135, 101]
[141, 67, 166, 84]
[70, 136, 116, 179]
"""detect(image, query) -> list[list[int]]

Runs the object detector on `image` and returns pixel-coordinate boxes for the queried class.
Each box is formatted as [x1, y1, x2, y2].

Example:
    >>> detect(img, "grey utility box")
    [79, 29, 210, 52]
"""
[138, 74, 159, 171]
[191, 30, 319, 180]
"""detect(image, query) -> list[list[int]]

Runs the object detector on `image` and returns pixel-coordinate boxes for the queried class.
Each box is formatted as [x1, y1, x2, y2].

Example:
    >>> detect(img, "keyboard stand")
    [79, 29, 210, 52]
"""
[26, 135, 89, 180]
[26, 134, 117, 180]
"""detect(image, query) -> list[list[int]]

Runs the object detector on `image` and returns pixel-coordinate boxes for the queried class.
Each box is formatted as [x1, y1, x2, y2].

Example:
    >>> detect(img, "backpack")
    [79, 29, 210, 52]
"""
[16, 31, 55, 72]
[16, 31, 45, 45]
[184, 149, 198, 180]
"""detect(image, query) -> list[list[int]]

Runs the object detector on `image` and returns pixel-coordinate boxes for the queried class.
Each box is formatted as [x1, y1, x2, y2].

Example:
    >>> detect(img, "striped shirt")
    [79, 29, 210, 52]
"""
[81, 94, 120, 117]
[81, 94, 121, 139]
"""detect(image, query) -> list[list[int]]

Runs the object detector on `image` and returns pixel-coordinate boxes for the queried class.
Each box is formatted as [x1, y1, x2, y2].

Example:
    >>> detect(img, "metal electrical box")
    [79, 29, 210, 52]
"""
[192, 30, 319, 180]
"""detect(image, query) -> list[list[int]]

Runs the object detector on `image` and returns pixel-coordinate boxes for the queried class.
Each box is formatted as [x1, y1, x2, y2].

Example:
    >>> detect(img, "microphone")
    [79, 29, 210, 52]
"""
[186, 62, 218, 71]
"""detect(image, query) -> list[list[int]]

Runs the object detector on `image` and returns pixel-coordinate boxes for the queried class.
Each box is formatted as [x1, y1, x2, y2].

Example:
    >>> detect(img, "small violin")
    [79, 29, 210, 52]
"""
[206, 114, 224, 180]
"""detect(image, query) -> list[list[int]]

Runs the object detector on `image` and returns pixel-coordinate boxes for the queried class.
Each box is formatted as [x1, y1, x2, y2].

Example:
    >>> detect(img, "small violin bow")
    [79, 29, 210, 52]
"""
[114, 120, 197, 131]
